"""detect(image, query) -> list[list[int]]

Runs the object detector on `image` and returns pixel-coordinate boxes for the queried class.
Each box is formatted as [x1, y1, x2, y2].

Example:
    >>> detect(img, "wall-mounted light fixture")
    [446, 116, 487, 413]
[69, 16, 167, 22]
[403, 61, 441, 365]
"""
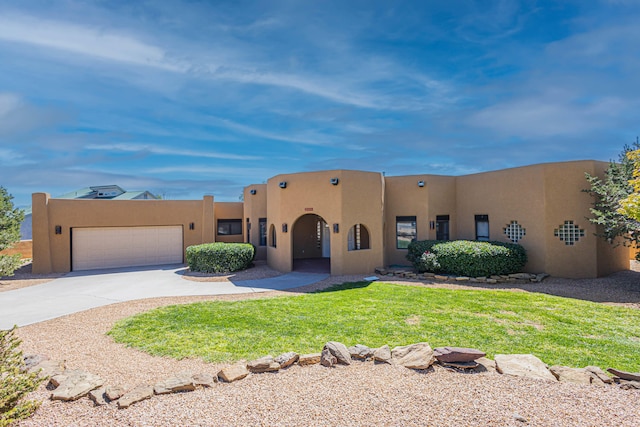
[330, 177, 339, 185]
[429, 221, 435, 230]
[189, 222, 195, 230]
[282, 223, 288, 233]
[418, 180, 425, 187]
[250, 189, 257, 195]
[55, 225, 62, 235]
[333, 223, 339, 233]
[279, 181, 287, 189]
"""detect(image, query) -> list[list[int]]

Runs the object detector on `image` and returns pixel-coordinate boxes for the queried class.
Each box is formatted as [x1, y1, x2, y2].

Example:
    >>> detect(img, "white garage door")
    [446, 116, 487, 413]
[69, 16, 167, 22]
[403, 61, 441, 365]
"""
[72, 226, 183, 271]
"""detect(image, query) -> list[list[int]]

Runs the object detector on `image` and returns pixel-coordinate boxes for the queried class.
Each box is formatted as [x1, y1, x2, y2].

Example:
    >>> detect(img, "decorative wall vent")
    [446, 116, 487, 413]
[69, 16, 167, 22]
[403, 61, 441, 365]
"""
[554, 220, 585, 246]
[504, 221, 526, 243]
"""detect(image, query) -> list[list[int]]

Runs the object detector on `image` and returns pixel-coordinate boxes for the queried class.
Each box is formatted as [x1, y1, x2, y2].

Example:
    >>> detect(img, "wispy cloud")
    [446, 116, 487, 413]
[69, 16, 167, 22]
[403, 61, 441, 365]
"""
[85, 143, 262, 161]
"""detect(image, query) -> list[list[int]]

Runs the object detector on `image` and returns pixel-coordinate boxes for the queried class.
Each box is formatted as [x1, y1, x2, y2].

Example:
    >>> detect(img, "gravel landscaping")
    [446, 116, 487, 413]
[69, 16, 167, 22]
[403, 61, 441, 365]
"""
[8, 261, 640, 426]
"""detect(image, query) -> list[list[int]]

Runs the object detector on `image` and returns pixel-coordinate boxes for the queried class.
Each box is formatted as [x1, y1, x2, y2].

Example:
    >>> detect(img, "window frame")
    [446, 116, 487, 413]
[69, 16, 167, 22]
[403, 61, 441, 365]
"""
[217, 219, 243, 236]
[475, 214, 490, 241]
[258, 218, 267, 246]
[396, 216, 417, 249]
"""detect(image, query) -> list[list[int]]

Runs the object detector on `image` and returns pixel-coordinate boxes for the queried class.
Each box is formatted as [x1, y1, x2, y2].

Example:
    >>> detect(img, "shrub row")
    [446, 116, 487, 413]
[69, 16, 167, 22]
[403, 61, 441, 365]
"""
[407, 240, 527, 277]
[186, 243, 255, 273]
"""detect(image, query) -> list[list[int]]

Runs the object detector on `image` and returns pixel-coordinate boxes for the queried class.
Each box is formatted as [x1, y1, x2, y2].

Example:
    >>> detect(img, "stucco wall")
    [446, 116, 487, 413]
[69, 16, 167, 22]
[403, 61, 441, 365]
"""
[243, 184, 268, 260]
[32, 193, 215, 273]
[214, 202, 244, 243]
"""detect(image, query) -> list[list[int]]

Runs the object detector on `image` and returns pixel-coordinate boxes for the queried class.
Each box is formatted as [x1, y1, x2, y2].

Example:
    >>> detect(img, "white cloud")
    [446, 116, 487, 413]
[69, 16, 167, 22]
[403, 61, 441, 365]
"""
[0, 13, 187, 72]
[85, 143, 262, 161]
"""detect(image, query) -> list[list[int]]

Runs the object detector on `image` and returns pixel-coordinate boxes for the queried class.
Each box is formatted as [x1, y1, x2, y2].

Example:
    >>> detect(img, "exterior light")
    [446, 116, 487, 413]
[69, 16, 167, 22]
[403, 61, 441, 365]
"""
[282, 223, 288, 233]
[418, 180, 425, 187]
[189, 222, 195, 230]
[250, 189, 257, 195]
[333, 223, 339, 233]
[279, 181, 287, 189]
[55, 225, 62, 235]
[330, 178, 339, 185]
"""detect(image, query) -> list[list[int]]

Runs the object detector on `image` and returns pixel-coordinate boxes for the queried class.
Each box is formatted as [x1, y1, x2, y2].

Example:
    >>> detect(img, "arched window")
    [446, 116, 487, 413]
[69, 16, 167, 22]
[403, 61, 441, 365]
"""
[348, 224, 370, 251]
[269, 224, 277, 248]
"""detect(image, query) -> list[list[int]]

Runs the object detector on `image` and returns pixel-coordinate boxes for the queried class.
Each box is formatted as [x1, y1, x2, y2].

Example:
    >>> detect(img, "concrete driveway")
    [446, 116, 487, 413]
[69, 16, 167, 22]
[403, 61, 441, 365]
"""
[0, 265, 328, 329]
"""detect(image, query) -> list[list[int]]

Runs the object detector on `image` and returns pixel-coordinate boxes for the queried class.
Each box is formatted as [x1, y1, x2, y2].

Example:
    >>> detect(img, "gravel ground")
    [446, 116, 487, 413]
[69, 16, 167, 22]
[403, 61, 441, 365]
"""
[0, 262, 63, 292]
[10, 261, 640, 426]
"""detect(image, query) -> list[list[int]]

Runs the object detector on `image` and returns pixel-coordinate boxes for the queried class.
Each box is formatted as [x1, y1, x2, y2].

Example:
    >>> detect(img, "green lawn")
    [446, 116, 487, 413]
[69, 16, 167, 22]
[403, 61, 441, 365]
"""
[108, 282, 640, 371]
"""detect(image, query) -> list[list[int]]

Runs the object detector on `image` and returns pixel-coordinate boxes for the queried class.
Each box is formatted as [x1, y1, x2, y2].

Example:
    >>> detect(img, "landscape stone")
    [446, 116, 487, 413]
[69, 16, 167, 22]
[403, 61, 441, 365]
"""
[89, 388, 108, 406]
[434, 275, 448, 280]
[619, 381, 640, 390]
[474, 357, 497, 373]
[549, 366, 593, 385]
[320, 348, 337, 368]
[247, 356, 280, 373]
[494, 354, 557, 382]
[29, 359, 65, 378]
[440, 361, 479, 370]
[117, 385, 154, 409]
[391, 343, 435, 370]
[348, 344, 374, 360]
[584, 366, 613, 384]
[51, 370, 105, 401]
[324, 341, 351, 365]
[455, 277, 469, 281]
[105, 385, 127, 401]
[191, 373, 216, 387]
[373, 345, 392, 364]
[433, 347, 486, 363]
[154, 374, 196, 395]
[298, 353, 321, 366]
[486, 279, 498, 284]
[218, 364, 249, 383]
[49, 373, 68, 388]
[607, 368, 640, 382]
[23, 354, 49, 371]
[275, 352, 299, 369]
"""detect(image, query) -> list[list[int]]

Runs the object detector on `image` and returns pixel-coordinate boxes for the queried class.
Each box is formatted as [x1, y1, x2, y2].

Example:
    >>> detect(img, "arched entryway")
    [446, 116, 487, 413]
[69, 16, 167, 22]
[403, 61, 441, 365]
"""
[292, 214, 331, 273]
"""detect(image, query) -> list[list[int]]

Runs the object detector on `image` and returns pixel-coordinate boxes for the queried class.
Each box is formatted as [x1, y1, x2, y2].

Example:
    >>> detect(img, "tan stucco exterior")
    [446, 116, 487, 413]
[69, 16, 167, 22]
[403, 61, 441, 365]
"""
[32, 160, 630, 278]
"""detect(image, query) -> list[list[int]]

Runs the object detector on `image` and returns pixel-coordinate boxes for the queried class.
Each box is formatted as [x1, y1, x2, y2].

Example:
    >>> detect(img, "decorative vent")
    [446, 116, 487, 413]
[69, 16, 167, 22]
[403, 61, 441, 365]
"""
[554, 220, 585, 246]
[504, 221, 526, 243]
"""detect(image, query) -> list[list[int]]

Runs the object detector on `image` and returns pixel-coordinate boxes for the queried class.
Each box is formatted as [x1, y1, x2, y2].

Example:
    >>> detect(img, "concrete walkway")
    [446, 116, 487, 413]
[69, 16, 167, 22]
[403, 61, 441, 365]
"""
[0, 265, 329, 329]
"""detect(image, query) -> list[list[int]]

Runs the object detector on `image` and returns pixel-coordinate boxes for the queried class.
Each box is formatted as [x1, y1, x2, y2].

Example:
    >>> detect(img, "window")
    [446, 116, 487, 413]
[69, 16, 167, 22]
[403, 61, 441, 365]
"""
[475, 215, 489, 241]
[269, 224, 276, 248]
[259, 218, 267, 246]
[217, 219, 242, 236]
[396, 216, 417, 249]
[348, 224, 370, 251]
[436, 215, 450, 240]
[246, 218, 250, 243]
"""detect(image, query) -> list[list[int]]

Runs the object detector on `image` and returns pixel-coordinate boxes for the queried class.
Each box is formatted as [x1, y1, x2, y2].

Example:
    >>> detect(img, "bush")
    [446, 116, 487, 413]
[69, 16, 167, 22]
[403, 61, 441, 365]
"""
[186, 243, 255, 273]
[1, 327, 43, 426]
[406, 240, 446, 271]
[407, 240, 527, 277]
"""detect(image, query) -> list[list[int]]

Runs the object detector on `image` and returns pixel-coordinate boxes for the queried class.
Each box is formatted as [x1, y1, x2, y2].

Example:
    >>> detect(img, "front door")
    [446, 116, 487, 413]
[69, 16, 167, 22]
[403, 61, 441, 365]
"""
[436, 215, 450, 240]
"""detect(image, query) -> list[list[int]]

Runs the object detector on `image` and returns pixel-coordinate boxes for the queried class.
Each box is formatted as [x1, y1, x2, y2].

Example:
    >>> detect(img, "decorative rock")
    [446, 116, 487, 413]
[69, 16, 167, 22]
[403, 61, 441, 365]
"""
[494, 354, 557, 382]
[433, 347, 486, 363]
[275, 352, 299, 369]
[29, 359, 65, 378]
[23, 354, 49, 371]
[323, 341, 351, 365]
[513, 413, 528, 423]
[619, 381, 640, 390]
[89, 388, 108, 406]
[584, 366, 613, 384]
[607, 368, 640, 382]
[391, 343, 436, 370]
[154, 374, 196, 395]
[440, 361, 479, 370]
[49, 373, 68, 388]
[117, 385, 154, 409]
[373, 345, 392, 364]
[298, 353, 321, 366]
[191, 373, 216, 387]
[475, 357, 497, 373]
[423, 273, 435, 278]
[320, 348, 337, 368]
[549, 366, 593, 385]
[434, 275, 448, 280]
[486, 279, 498, 284]
[535, 273, 549, 282]
[348, 344, 374, 360]
[51, 370, 105, 401]
[247, 356, 281, 373]
[105, 385, 127, 401]
[218, 364, 249, 383]
[455, 277, 469, 281]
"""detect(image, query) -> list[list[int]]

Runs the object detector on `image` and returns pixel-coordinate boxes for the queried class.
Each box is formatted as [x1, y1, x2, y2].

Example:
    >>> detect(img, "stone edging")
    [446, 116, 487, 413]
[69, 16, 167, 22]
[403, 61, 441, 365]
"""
[374, 268, 549, 284]
[23, 342, 639, 412]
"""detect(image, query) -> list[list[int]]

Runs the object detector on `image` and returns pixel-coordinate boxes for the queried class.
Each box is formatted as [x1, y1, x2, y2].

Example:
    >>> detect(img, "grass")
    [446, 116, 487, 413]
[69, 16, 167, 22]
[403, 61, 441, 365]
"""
[108, 282, 640, 371]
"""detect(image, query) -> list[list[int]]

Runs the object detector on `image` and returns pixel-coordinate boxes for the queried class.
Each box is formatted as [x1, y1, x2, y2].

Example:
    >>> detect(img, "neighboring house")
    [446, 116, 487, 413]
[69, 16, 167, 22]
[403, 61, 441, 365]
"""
[31, 161, 630, 278]
[20, 185, 158, 239]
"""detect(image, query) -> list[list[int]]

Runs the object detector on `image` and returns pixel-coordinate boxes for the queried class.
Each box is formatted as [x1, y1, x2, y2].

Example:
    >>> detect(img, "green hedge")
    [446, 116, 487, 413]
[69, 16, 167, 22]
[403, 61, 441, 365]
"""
[407, 240, 527, 277]
[406, 240, 446, 268]
[186, 243, 255, 273]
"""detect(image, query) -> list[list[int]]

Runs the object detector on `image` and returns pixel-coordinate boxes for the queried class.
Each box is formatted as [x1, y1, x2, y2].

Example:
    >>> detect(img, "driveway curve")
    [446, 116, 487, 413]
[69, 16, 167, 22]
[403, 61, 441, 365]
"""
[0, 265, 328, 329]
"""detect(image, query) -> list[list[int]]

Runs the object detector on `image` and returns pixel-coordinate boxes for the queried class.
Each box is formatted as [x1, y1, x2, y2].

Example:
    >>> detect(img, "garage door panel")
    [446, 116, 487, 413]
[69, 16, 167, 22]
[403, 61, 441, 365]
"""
[72, 226, 183, 271]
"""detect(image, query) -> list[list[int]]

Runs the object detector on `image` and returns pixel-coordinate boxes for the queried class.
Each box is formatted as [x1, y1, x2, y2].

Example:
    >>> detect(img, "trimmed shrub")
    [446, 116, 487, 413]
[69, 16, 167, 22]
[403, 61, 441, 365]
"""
[1, 326, 43, 426]
[406, 240, 446, 270]
[407, 240, 527, 277]
[186, 243, 255, 273]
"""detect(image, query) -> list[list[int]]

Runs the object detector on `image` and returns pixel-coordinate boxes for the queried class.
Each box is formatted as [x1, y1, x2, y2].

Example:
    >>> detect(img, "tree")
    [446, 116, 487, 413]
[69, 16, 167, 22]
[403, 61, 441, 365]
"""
[617, 149, 640, 222]
[0, 187, 24, 277]
[584, 140, 640, 260]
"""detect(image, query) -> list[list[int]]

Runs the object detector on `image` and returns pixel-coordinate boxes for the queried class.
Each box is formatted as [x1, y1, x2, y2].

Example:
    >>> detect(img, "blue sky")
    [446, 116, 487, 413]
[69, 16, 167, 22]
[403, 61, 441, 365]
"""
[1, 0, 639, 207]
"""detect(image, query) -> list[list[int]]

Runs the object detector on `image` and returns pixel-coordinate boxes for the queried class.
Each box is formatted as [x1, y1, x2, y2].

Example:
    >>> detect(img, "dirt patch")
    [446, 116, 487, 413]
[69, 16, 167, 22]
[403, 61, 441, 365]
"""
[404, 315, 421, 325]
